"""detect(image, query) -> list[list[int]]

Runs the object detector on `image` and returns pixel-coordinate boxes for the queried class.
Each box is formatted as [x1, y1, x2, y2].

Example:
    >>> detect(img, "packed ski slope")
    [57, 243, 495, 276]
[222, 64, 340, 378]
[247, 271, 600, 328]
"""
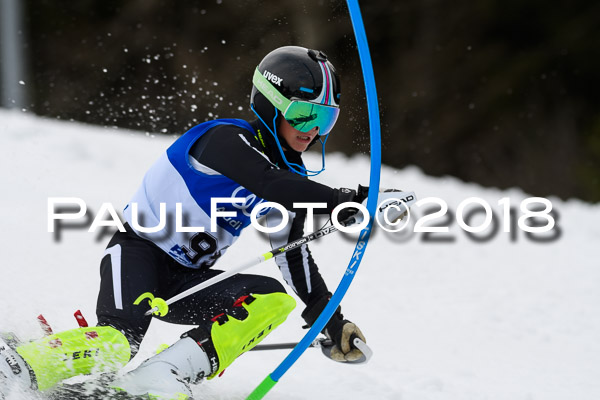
[1, 109, 599, 400]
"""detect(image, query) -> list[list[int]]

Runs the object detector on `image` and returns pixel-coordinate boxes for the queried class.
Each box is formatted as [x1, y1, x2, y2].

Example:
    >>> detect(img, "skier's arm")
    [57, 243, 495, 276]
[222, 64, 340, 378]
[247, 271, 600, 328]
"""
[265, 210, 330, 308]
[266, 210, 367, 363]
[190, 125, 355, 213]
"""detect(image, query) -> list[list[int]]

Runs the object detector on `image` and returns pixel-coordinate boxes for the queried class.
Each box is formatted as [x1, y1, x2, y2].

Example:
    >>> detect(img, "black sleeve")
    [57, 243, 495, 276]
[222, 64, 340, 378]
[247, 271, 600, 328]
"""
[190, 124, 354, 213]
[192, 124, 349, 316]
[266, 210, 330, 310]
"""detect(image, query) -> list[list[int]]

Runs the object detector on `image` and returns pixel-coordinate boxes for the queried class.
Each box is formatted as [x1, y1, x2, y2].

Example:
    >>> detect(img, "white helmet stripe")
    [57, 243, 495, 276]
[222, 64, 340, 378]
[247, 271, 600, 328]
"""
[314, 61, 338, 107]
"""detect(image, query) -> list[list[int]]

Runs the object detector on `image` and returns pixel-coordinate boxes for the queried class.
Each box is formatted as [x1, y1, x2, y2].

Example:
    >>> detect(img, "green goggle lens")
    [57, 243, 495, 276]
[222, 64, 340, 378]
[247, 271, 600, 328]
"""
[284, 101, 339, 135]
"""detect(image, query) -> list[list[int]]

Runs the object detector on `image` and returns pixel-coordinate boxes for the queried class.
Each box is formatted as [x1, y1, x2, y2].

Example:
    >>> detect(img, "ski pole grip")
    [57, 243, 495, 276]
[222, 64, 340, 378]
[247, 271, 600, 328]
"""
[351, 336, 373, 363]
[349, 333, 360, 350]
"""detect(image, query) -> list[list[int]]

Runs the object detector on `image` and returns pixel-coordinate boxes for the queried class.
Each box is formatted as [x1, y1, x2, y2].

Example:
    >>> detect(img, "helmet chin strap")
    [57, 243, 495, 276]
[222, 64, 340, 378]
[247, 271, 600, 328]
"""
[250, 104, 327, 177]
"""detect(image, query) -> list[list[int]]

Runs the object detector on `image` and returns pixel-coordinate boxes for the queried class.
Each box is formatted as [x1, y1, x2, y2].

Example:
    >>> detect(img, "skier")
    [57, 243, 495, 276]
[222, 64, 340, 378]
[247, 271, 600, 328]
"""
[1, 46, 402, 399]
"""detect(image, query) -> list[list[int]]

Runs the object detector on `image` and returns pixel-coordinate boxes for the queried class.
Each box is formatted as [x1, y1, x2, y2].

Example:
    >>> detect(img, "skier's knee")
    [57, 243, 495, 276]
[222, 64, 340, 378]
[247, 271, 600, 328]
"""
[260, 276, 286, 294]
[240, 274, 286, 296]
[185, 292, 296, 378]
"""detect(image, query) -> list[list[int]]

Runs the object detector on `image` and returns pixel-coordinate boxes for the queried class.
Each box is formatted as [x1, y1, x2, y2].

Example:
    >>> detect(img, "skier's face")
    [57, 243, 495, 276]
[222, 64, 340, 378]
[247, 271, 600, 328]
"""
[278, 118, 319, 152]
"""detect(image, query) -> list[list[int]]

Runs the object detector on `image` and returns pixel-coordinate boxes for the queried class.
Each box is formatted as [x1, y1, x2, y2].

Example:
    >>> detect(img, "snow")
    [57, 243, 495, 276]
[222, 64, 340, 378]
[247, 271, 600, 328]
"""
[1, 109, 599, 399]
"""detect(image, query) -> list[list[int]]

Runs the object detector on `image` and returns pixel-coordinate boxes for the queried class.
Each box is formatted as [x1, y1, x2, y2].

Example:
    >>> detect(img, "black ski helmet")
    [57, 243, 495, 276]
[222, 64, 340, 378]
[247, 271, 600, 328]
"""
[250, 46, 341, 135]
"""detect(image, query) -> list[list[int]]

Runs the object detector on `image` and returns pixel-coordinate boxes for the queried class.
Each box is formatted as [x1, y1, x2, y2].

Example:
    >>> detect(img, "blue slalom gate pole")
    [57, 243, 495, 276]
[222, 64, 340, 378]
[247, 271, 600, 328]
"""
[246, 1, 382, 398]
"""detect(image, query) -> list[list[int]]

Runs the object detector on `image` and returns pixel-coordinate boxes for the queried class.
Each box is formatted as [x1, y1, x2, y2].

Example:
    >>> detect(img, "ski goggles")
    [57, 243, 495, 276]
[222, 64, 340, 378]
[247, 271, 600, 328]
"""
[252, 68, 340, 135]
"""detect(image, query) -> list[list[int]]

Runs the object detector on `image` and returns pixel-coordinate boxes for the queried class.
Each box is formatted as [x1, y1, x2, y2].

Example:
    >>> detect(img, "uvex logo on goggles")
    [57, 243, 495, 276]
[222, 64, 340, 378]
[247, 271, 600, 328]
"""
[252, 68, 340, 135]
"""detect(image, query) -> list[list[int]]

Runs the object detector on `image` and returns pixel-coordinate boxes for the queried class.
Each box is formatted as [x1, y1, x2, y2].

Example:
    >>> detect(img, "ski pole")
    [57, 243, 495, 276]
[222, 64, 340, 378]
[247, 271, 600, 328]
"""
[143, 224, 339, 316]
[251, 338, 333, 351]
[250, 336, 373, 364]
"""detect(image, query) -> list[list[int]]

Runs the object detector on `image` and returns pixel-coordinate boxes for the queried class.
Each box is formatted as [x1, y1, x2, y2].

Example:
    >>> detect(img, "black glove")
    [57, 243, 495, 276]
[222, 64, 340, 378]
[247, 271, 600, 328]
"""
[343, 186, 414, 227]
[302, 296, 367, 362]
[332, 184, 369, 226]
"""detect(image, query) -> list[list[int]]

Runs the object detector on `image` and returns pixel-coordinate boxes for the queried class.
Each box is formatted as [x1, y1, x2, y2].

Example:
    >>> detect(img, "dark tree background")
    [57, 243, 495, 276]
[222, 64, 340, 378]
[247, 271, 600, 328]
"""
[4, 0, 600, 201]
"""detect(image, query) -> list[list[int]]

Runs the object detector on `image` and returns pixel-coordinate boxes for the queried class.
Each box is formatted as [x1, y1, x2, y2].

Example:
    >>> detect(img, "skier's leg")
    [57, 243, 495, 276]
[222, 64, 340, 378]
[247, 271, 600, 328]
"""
[160, 268, 291, 329]
[95, 226, 173, 355]
[12, 228, 170, 392]
[189, 290, 297, 378]
[164, 270, 297, 377]
[113, 271, 296, 398]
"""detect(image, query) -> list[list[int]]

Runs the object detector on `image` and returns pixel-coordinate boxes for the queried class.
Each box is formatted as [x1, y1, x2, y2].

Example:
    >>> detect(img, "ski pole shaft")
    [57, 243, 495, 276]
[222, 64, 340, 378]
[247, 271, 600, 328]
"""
[251, 343, 298, 351]
[144, 224, 339, 316]
[150, 254, 267, 314]
[251, 339, 333, 351]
